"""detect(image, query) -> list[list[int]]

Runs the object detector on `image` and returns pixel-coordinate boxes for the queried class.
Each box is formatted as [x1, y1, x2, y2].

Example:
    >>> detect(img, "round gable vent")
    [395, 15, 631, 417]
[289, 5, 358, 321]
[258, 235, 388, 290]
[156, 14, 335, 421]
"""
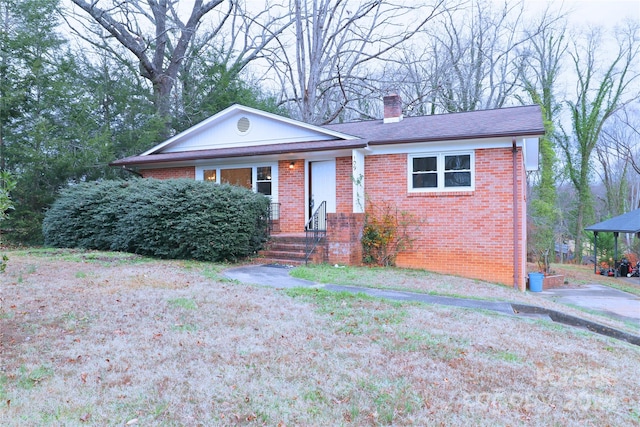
[237, 116, 251, 134]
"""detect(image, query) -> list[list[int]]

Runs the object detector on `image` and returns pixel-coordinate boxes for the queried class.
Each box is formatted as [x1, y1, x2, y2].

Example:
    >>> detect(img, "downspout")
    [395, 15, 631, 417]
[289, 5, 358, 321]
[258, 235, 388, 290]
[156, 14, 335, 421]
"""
[512, 137, 519, 290]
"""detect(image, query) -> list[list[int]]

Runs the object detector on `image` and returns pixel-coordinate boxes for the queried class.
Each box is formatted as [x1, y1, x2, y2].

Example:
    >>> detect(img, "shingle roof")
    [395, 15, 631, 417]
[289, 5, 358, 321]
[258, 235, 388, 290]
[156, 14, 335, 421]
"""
[585, 209, 640, 234]
[323, 105, 545, 144]
[110, 105, 544, 167]
[110, 138, 367, 167]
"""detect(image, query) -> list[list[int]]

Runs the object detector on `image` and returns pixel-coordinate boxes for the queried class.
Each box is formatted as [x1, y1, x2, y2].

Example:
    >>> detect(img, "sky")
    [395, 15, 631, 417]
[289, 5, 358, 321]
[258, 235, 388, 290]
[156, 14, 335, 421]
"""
[524, 0, 640, 27]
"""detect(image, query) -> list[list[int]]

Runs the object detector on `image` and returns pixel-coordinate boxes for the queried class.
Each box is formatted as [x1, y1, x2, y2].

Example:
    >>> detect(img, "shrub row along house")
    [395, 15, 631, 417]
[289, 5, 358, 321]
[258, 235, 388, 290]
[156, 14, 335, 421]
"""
[111, 95, 544, 290]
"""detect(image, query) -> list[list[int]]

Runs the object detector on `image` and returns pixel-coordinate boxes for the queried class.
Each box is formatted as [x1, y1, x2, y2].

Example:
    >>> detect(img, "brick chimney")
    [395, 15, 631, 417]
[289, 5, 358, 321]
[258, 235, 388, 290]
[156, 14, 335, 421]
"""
[383, 93, 403, 123]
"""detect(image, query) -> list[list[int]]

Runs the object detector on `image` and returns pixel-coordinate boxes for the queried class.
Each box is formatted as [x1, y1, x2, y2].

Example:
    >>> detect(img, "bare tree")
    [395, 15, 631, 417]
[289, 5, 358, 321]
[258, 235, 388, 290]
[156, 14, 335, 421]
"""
[613, 105, 640, 179]
[265, 0, 450, 124]
[382, 0, 564, 116]
[602, 106, 640, 209]
[596, 119, 632, 217]
[377, 44, 443, 117]
[559, 22, 640, 261]
[596, 107, 640, 252]
[424, 0, 533, 112]
[65, 0, 290, 137]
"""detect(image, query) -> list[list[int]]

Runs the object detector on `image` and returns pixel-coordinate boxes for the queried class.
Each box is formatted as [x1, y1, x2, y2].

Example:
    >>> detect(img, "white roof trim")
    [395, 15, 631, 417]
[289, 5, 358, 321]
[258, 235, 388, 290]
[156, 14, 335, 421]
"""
[523, 137, 540, 171]
[141, 104, 357, 156]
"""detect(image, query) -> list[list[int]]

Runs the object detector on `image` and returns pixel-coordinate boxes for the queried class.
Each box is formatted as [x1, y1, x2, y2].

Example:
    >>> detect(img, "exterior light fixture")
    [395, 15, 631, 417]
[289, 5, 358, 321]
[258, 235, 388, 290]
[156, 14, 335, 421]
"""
[289, 161, 295, 169]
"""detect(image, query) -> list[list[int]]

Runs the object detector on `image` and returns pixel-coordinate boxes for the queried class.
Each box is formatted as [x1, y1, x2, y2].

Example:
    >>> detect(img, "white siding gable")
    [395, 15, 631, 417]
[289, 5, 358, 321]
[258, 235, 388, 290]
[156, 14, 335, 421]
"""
[142, 105, 355, 155]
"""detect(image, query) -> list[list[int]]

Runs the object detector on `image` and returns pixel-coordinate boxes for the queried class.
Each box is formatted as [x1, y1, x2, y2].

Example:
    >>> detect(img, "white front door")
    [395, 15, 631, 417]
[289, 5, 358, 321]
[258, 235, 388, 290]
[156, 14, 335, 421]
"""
[310, 160, 336, 217]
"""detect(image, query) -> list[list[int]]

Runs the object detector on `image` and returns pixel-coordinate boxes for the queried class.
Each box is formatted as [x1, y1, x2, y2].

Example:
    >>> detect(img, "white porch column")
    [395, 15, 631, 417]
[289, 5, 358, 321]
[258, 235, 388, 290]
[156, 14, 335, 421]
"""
[352, 149, 365, 213]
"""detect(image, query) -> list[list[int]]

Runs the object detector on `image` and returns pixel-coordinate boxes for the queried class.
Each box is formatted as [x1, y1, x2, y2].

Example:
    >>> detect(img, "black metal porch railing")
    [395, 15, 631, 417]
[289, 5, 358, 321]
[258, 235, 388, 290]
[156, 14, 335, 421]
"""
[304, 201, 326, 264]
[267, 202, 280, 234]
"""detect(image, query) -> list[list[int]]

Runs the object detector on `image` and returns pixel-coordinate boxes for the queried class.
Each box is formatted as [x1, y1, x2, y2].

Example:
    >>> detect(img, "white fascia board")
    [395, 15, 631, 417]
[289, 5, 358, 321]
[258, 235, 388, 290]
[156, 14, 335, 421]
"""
[365, 136, 542, 156]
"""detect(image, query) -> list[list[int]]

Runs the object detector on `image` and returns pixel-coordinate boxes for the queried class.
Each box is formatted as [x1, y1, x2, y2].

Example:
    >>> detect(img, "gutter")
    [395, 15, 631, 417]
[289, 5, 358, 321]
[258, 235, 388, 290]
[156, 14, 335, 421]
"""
[367, 130, 545, 146]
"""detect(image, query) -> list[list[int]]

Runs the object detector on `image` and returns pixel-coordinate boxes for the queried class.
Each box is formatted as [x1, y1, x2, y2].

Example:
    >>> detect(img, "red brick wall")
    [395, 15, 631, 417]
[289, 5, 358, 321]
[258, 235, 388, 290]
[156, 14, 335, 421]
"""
[327, 213, 365, 265]
[140, 167, 195, 179]
[278, 159, 306, 233]
[336, 156, 353, 214]
[363, 149, 526, 287]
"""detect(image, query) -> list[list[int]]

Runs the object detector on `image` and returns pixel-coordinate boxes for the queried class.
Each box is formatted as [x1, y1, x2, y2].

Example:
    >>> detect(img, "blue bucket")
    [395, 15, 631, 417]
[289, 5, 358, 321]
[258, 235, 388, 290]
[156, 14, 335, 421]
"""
[528, 272, 544, 292]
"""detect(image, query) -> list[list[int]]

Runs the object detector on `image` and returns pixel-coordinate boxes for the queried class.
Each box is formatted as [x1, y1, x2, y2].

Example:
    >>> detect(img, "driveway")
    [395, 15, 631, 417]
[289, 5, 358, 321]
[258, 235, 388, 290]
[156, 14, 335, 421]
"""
[536, 284, 640, 325]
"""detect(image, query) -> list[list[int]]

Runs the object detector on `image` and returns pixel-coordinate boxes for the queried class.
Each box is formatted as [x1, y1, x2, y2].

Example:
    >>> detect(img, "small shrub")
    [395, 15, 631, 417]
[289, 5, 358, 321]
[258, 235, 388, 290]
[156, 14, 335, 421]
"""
[361, 201, 415, 267]
[42, 179, 269, 262]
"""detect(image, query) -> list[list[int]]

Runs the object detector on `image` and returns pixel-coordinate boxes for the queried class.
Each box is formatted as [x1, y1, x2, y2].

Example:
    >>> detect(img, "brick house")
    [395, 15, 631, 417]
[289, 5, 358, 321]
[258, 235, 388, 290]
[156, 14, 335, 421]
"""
[111, 96, 544, 290]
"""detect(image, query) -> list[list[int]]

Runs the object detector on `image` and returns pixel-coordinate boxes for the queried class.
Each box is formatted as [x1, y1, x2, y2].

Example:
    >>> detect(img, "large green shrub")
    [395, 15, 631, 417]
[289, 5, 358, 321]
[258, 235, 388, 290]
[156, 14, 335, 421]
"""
[42, 179, 270, 261]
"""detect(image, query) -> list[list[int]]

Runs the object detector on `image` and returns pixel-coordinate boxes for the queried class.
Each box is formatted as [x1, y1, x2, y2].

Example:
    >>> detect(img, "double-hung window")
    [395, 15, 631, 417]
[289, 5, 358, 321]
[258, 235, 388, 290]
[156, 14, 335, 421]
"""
[256, 166, 272, 196]
[409, 152, 474, 192]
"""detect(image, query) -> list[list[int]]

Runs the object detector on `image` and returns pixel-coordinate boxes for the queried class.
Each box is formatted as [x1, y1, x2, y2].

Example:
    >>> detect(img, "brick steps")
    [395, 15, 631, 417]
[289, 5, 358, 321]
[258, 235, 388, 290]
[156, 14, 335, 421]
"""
[257, 234, 325, 265]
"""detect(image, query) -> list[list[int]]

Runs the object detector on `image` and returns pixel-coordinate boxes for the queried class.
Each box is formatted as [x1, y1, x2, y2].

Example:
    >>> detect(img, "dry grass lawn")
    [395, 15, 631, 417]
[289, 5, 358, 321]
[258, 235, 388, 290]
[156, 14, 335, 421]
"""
[1, 249, 639, 426]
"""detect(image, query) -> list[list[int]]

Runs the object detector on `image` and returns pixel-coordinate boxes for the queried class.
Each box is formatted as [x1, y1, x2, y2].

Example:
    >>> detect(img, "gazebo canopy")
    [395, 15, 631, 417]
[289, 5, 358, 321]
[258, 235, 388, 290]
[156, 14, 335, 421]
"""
[585, 208, 640, 234]
[585, 208, 640, 277]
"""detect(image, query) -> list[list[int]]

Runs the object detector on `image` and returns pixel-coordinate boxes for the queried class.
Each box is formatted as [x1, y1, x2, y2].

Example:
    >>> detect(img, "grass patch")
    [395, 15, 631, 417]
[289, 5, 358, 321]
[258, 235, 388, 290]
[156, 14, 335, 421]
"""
[290, 263, 378, 284]
[59, 311, 92, 331]
[181, 260, 229, 280]
[291, 264, 514, 302]
[171, 323, 198, 332]
[487, 350, 523, 363]
[285, 287, 377, 306]
[167, 297, 198, 310]
[597, 280, 640, 297]
[357, 378, 423, 424]
[0, 373, 7, 401]
[75, 271, 87, 279]
[16, 365, 54, 390]
[382, 330, 468, 360]
[284, 288, 408, 335]
[14, 247, 150, 264]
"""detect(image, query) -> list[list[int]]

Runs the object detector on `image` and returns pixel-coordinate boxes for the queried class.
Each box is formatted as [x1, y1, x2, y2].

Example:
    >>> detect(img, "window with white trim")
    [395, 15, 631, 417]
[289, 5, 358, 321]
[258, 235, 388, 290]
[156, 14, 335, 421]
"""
[256, 166, 272, 196]
[197, 164, 277, 199]
[409, 152, 474, 192]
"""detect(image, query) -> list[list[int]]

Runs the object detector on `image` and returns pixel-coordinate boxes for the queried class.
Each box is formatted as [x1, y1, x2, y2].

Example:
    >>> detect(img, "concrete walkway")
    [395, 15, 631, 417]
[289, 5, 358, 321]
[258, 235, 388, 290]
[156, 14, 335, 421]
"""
[223, 264, 640, 346]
